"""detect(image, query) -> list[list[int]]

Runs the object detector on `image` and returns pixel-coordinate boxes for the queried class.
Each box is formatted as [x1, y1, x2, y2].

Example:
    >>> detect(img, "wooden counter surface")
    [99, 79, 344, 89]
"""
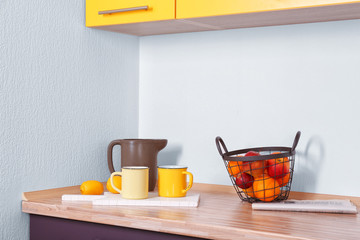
[22, 183, 360, 240]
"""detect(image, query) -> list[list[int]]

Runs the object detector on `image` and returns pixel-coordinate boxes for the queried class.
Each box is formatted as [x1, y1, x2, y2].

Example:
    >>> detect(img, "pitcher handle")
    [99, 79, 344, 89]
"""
[107, 140, 122, 173]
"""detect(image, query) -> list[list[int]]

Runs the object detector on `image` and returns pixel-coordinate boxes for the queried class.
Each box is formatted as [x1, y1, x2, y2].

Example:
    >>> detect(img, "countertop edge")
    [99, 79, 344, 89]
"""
[21, 183, 360, 240]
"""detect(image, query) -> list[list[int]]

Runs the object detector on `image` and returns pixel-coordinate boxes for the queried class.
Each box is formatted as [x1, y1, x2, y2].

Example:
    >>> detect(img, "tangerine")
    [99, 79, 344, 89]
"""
[243, 186, 255, 198]
[253, 174, 281, 202]
[106, 176, 122, 194]
[80, 180, 104, 195]
[227, 161, 242, 176]
[277, 172, 290, 187]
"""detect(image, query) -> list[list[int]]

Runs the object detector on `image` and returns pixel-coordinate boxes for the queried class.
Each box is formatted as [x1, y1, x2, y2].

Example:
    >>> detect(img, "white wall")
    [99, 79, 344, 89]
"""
[0, 1, 139, 239]
[139, 20, 360, 197]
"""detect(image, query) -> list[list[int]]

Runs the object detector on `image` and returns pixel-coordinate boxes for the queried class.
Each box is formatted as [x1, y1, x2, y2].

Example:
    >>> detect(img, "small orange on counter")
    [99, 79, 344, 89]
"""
[80, 180, 104, 195]
[106, 176, 122, 194]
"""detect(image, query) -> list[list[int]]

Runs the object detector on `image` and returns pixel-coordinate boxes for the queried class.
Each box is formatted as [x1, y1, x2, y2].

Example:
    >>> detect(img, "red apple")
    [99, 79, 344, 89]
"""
[244, 151, 260, 157]
[267, 152, 290, 179]
[235, 172, 254, 189]
[242, 151, 265, 178]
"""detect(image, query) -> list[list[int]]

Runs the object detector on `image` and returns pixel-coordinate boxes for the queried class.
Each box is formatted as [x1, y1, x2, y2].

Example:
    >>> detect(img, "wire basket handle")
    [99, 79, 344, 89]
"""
[215, 136, 228, 157]
[291, 131, 301, 153]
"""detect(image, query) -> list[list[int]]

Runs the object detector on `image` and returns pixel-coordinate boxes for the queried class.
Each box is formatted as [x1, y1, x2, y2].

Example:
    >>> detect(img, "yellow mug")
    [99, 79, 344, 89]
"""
[110, 166, 149, 199]
[158, 165, 193, 197]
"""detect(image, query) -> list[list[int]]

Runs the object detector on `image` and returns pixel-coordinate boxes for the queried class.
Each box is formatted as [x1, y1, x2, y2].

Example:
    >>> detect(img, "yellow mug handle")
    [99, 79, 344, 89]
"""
[110, 172, 123, 194]
[182, 171, 193, 194]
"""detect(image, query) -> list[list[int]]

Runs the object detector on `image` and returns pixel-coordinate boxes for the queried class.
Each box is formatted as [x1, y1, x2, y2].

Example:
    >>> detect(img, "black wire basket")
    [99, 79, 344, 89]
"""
[215, 131, 301, 203]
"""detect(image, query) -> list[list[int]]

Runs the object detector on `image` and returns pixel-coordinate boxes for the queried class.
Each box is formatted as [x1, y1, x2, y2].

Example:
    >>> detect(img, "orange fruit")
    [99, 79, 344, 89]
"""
[242, 160, 265, 178]
[106, 176, 122, 194]
[243, 186, 255, 198]
[253, 174, 281, 202]
[227, 161, 242, 176]
[277, 172, 290, 187]
[80, 180, 104, 195]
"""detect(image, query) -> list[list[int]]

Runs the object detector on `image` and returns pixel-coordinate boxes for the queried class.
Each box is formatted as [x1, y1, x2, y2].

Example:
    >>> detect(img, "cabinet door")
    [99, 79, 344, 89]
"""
[86, 0, 175, 27]
[176, 0, 360, 19]
[30, 215, 208, 240]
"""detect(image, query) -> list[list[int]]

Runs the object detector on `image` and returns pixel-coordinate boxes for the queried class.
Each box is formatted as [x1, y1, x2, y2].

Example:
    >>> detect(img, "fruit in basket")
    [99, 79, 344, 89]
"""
[242, 151, 265, 178]
[235, 172, 254, 189]
[227, 157, 243, 176]
[253, 174, 281, 202]
[80, 180, 104, 195]
[243, 186, 255, 198]
[277, 172, 290, 187]
[267, 152, 290, 179]
[245, 151, 260, 157]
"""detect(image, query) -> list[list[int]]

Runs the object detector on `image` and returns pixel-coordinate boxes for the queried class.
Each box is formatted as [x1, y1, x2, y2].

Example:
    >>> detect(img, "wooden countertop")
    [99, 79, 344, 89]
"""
[22, 183, 360, 240]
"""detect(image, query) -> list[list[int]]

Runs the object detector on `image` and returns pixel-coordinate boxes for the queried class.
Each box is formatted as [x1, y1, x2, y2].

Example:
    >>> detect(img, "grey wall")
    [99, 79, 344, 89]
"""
[139, 19, 360, 197]
[0, 1, 139, 239]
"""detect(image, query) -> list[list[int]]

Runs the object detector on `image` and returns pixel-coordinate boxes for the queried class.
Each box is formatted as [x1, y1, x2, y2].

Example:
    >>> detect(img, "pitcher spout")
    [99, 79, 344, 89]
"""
[155, 139, 168, 151]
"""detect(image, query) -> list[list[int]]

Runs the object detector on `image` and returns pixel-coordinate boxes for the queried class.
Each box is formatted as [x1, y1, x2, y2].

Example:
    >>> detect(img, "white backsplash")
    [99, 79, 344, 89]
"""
[139, 19, 360, 197]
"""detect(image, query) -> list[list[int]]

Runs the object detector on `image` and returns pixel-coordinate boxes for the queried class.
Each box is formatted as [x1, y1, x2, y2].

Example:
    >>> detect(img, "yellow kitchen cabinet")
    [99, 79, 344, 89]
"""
[177, 0, 360, 19]
[86, 0, 175, 27]
[176, 0, 360, 31]
[85, 0, 201, 36]
[86, 0, 360, 36]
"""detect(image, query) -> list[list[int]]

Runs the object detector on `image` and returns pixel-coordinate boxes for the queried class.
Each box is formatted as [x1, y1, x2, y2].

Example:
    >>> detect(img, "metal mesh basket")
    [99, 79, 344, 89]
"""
[215, 131, 301, 203]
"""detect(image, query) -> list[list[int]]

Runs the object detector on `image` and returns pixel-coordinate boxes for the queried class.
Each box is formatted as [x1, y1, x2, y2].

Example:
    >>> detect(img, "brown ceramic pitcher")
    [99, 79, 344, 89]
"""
[107, 139, 167, 191]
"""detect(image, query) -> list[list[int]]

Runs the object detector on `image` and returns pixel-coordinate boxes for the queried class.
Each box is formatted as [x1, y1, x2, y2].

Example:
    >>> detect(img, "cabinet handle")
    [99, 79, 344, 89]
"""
[98, 6, 148, 15]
